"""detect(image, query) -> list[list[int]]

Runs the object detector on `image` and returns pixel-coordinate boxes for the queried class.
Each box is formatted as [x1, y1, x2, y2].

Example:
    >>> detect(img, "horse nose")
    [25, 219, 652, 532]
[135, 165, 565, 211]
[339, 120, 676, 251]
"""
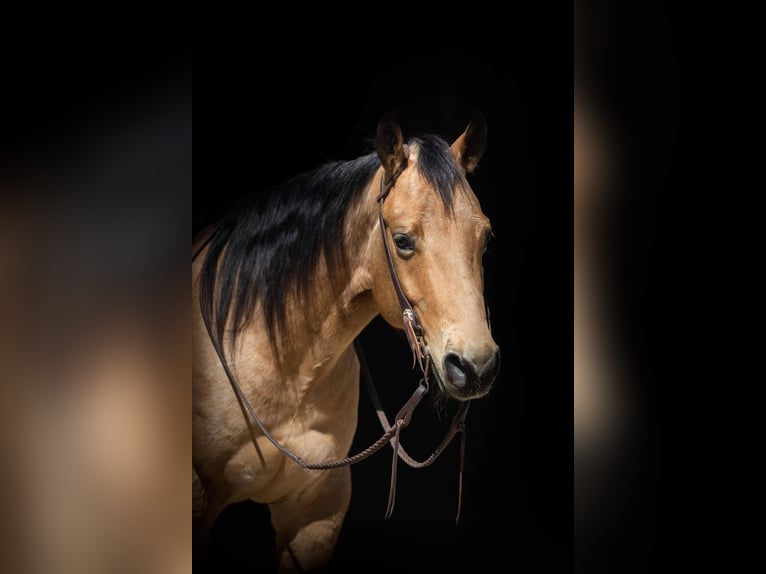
[443, 349, 500, 396]
[444, 353, 469, 388]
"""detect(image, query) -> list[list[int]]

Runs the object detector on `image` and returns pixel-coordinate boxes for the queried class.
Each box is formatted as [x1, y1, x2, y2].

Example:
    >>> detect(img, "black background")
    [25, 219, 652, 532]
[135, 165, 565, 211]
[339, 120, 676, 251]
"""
[0, 4, 718, 573]
[575, 2, 709, 573]
[193, 8, 573, 574]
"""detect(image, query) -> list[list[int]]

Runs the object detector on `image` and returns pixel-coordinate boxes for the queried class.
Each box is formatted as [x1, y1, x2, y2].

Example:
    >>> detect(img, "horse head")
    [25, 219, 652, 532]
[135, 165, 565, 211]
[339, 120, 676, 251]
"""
[371, 112, 500, 401]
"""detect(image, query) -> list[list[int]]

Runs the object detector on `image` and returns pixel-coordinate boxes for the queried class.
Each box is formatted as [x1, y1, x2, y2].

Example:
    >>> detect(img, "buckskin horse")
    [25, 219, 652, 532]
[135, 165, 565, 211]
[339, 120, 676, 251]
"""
[192, 111, 500, 572]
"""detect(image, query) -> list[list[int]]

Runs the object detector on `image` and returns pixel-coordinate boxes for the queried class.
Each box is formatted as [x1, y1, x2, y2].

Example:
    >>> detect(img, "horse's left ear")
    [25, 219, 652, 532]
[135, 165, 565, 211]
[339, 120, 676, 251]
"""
[376, 110, 408, 181]
[451, 111, 487, 173]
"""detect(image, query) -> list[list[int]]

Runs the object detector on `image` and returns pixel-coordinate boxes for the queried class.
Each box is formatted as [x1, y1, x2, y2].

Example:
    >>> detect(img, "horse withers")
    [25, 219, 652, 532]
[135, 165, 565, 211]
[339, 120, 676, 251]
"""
[192, 111, 500, 572]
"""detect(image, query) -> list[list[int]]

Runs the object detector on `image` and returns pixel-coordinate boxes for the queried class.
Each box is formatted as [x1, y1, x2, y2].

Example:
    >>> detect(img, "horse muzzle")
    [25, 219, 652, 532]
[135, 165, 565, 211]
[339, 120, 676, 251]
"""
[432, 346, 501, 401]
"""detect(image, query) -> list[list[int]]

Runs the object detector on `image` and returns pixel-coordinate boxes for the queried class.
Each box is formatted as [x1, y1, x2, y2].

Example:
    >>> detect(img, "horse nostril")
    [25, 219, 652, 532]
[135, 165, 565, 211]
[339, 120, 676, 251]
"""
[444, 353, 468, 388]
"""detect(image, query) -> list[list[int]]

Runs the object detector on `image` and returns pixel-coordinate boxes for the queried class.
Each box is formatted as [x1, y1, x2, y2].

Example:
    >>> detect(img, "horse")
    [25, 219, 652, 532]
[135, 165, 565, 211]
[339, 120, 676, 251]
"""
[192, 110, 500, 572]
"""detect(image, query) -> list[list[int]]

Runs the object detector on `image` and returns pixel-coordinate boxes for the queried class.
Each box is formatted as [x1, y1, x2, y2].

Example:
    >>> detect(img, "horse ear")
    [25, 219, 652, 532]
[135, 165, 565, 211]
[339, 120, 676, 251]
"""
[376, 110, 407, 180]
[451, 111, 487, 173]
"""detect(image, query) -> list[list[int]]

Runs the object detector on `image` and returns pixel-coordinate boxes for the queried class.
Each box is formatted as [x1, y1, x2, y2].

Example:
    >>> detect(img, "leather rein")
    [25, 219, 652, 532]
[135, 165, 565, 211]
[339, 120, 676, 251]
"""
[197, 167, 470, 521]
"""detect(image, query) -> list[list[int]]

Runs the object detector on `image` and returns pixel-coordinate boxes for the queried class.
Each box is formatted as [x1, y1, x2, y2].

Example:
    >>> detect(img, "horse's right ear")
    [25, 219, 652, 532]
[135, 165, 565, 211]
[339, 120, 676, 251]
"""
[451, 111, 487, 174]
[376, 110, 407, 180]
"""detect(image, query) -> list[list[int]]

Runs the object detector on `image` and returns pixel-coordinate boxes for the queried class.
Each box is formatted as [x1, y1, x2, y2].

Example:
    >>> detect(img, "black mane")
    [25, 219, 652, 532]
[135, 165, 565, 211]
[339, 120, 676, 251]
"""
[197, 134, 468, 360]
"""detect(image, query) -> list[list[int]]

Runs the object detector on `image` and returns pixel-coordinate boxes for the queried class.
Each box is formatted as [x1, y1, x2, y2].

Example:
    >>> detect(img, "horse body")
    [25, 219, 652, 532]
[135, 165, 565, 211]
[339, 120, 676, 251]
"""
[193, 112, 499, 572]
[192, 186, 378, 571]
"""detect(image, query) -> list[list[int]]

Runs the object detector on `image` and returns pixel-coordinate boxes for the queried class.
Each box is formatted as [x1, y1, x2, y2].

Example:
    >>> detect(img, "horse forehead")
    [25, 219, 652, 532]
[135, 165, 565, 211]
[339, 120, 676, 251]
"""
[389, 169, 486, 226]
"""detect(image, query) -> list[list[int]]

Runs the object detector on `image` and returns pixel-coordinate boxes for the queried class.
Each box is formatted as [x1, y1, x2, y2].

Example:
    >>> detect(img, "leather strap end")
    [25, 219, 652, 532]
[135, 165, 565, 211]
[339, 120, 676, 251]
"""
[403, 310, 425, 372]
[455, 427, 466, 525]
[385, 420, 404, 519]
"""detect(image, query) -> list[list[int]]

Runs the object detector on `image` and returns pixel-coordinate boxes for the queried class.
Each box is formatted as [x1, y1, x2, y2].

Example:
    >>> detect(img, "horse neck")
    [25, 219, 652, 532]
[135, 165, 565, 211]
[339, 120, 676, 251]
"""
[273, 173, 383, 374]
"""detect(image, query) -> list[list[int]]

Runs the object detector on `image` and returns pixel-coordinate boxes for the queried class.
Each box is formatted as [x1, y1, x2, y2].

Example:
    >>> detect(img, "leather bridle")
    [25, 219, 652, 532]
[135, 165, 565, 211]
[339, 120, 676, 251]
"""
[197, 165, 471, 522]
[372, 167, 471, 519]
[376, 163, 428, 373]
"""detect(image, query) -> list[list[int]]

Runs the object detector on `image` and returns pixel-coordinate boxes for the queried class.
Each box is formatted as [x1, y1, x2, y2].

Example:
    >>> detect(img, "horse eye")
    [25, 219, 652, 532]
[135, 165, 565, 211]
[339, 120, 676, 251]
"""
[393, 233, 415, 253]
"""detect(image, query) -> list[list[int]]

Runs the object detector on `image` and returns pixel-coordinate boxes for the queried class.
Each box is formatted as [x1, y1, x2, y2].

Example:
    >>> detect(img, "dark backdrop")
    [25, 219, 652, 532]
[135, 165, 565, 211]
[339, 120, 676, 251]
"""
[0, 5, 716, 573]
[575, 2, 705, 573]
[193, 8, 573, 574]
